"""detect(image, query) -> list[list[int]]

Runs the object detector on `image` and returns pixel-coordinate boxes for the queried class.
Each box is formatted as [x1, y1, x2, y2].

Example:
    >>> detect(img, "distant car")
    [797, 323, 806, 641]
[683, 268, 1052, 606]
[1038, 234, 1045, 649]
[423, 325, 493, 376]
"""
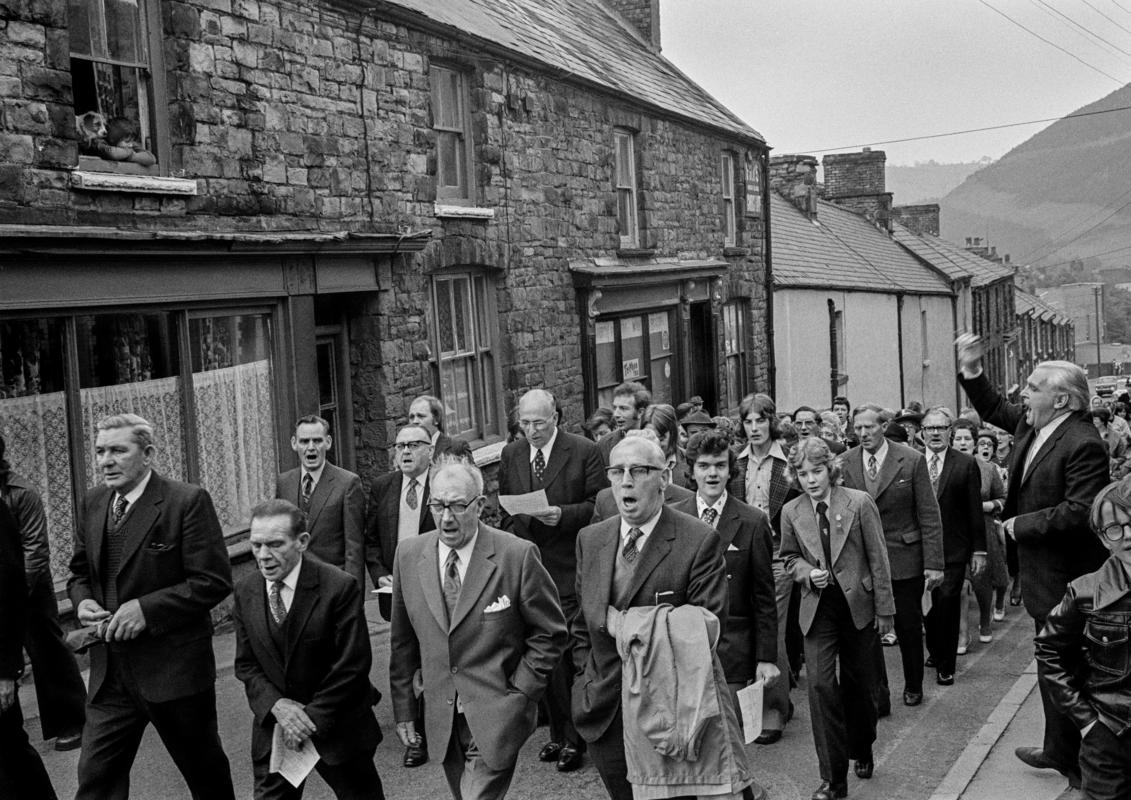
[1096, 377, 1119, 397]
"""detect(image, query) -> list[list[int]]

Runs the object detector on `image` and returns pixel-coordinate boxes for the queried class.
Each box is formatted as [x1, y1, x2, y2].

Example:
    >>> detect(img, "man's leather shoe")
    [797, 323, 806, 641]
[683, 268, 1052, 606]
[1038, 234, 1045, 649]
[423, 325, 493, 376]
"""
[925, 655, 936, 668]
[538, 741, 563, 762]
[556, 744, 583, 772]
[1015, 747, 1058, 771]
[403, 742, 428, 768]
[811, 780, 847, 800]
[753, 729, 782, 745]
[854, 756, 874, 779]
[937, 672, 955, 686]
[903, 690, 923, 706]
[54, 731, 83, 752]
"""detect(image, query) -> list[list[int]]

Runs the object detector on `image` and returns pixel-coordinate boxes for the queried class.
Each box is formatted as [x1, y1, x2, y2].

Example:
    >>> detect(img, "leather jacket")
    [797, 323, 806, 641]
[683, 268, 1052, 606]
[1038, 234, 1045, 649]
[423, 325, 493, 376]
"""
[1, 472, 51, 586]
[1035, 557, 1131, 737]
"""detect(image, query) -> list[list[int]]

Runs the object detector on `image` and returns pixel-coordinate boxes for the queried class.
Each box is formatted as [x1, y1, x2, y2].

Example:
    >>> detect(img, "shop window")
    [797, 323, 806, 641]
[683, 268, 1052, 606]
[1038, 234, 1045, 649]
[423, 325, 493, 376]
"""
[721, 152, 737, 246]
[723, 301, 748, 409]
[430, 272, 501, 441]
[189, 313, 277, 534]
[595, 309, 676, 407]
[69, 0, 164, 170]
[0, 319, 74, 586]
[431, 65, 474, 202]
[614, 128, 640, 248]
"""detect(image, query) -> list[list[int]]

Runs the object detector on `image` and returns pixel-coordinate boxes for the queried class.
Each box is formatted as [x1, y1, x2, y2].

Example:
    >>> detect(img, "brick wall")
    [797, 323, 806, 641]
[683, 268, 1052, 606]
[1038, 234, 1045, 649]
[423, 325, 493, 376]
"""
[892, 204, 940, 236]
[603, 0, 660, 48]
[823, 149, 887, 198]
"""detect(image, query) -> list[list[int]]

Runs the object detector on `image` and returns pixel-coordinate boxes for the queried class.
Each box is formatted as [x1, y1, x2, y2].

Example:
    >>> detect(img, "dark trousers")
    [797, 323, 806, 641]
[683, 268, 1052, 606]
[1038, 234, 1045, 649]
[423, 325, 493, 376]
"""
[924, 563, 967, 676]
[805, 584, 879, 785]
[875, 575, 926, 701]
[544, 593, 582, 748]
[0, 690, 57, 800]
[75, 654, 235, 800]
[23, 572, 86, 739]
[253, 749, 384, 800]
[589, 709, 695, 800]
[1032, 617, 1083, 778]
[442, 712, 517, 800]
[1079, 721, 1131, 800]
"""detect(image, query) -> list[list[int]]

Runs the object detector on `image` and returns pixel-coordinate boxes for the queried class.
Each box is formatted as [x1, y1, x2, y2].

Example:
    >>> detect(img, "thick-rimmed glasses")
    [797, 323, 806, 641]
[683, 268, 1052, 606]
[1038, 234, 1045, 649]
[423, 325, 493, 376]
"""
[605, 465, 664, 482]
[427, 497, 481, 515]
[393, 441, 430, 451]
[1100, 522, 1131, 543]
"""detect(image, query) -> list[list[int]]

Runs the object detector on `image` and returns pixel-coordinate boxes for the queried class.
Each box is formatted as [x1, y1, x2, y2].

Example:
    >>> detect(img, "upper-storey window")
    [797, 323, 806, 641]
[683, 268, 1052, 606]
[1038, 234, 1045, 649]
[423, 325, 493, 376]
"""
[69, 0, 166, 172]
[431, 65, 474, 202]
[614, 128, 640, 248]
[721, 152, 737, 246]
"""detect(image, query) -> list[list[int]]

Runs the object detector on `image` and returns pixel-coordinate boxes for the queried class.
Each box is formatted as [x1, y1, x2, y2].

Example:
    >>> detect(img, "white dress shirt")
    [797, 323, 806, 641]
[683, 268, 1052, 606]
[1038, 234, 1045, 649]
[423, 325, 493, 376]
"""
[619, 509, 662, 555]
[1022, 411, 1072, 479]
[437, 532, 478, 587]
[398, 472, 427, 544]
[114, 469, 153, 520]
[528, 426, 559, 468]
[268, 557, 303, 613]
[865, 439, 890, 473]
[695, 491, 728, 526]
[301, 463, 325, 492]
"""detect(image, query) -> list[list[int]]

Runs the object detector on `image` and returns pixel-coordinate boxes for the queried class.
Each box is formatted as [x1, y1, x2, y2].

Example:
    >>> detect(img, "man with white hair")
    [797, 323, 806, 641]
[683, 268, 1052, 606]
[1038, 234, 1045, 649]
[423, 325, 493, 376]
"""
[957, 334, 1110, 791]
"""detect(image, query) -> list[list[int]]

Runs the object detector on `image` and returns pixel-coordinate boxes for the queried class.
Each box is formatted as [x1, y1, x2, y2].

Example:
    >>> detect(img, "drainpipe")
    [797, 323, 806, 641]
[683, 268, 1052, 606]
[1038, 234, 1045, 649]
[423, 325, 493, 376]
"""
[897, 294, 906, 408]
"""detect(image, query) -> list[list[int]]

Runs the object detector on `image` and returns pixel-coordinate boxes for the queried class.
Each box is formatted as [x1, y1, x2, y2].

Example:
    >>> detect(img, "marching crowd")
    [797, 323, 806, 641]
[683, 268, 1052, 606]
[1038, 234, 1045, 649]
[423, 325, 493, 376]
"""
[2, 332, 1131, 800]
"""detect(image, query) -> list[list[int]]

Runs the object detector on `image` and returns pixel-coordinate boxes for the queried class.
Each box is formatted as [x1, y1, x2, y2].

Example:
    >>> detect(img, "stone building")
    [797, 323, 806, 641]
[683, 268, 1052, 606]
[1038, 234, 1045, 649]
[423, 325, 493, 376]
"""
[1014, 288, 1075, 381]
[0, 0, 770, 590]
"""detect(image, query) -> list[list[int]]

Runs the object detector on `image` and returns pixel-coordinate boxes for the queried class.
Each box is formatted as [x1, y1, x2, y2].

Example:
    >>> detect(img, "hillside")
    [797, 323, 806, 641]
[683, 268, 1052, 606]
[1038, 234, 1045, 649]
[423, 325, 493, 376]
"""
[939, 83, 1131, 269]
[887, 158, 993, 204]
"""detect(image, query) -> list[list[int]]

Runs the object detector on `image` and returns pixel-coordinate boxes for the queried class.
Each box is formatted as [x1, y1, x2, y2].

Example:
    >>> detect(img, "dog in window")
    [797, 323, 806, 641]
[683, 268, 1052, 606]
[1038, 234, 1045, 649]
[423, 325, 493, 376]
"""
[74, 112, 157, 166]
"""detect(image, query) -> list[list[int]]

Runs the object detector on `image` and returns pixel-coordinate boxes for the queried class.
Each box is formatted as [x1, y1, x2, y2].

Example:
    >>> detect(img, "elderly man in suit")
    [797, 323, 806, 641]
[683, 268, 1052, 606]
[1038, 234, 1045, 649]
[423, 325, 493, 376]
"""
[597, 382, 652, 465]
[68, 413, 235, 799]
[728, 392, 802, 744]
[0, 485, 57, 799]
[591, 429, 693, 522]
[276, 416, 365, 588]
[499, 388, 606, 772]
[390, 459, 566, 800]
[919, 408, 986, 688]
[672, 430, 779, 749]
[364, 424, 436, 768]
[957, 334, 1109, 789]
[233, 499, 384, 799]
[842, 404, 944, 709]
[572, 435, 729, 800]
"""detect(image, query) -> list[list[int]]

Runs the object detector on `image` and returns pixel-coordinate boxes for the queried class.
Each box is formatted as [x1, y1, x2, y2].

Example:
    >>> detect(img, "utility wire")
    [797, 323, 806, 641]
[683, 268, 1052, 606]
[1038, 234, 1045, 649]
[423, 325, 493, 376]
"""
[1110, 0, 1131, 18]
[977, 0, 1127, 83]
[1033, 0, 1131, 61]
[799, 102, 1131, 154]
[1081, 0, 1131, 38]
[1017, 183, 1131, 262]
[1023, 195, 1131, 264]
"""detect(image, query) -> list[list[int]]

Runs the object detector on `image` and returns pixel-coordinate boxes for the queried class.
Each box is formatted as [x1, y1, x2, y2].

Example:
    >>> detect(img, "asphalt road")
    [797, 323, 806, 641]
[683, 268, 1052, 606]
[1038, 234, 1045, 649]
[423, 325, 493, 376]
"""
[31, 598, 1037, 800]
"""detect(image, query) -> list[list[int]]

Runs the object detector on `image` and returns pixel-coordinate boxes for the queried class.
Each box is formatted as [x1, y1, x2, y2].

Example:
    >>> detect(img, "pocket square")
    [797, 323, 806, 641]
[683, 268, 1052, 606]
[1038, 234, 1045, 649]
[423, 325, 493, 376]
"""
[483, 595, 511, 613]
[727, 543, 740, 551]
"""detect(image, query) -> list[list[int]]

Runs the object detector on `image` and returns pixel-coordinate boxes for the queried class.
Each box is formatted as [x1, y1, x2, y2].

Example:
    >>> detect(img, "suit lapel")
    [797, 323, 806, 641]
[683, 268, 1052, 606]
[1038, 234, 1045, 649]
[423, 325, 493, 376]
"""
[382, 474, 402, 534]
[623, 510, 675, 604]
[589, 522, 618, 618]
[117, 475, 163, 569]
[307, 467, 334, 529]
[872, 448, 902, 498]
[934, 450, 954, 498]
[244, 577, 285, 681]
[829, 490, 855, 567]
[716, 497, 742, 551]
[514, 441, 533, 494]
[794, 500, 827, 569]
[417, 536, 447, 632]
[843, 448, 865, 489]
[418, 480, 433, 533]
[451, 526, 497, 631]
[88, 490, 112, 579]
[284, 561, 320, 664]
[539, 435, 570, 488]
[1020, 419, 1070, 487]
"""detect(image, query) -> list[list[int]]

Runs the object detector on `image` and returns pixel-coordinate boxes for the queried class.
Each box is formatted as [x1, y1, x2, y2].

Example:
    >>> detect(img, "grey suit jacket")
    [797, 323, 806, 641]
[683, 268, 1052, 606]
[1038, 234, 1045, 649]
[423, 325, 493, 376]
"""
[590, 482, 694, 524]
[277, 463, 365, 587]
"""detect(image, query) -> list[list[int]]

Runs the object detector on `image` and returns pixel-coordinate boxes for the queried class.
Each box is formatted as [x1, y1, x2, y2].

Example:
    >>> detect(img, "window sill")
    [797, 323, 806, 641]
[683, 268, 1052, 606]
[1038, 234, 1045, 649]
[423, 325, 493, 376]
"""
[723, 246, 749, 257]
[72, 170, 199, 196]
[616, 248, 656, 259]
[434, 203, 494, 220]
[471, 440, 505, 467]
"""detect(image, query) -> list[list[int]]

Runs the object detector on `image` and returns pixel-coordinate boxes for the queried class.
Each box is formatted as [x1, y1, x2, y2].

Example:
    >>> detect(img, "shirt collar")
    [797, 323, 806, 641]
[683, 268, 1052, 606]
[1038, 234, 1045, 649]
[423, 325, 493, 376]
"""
[620, 508, 663, 543]
[1035, 411, 1072, 438]
[696, 491, 728, 518]
[1094, 556, 1131, 610]
[302, 463, 326, 486]
[529, 426, 559, 463]
[866, 438, 889, 465]
[926, 446, 948, 467]
[118, 469, 153, 506]
[742, 439, 786, 464]
[276, 556, 303, 591]
[809, 491, 833, 514]
[402, 471, 428, 491]
[437, 530, 479, 567]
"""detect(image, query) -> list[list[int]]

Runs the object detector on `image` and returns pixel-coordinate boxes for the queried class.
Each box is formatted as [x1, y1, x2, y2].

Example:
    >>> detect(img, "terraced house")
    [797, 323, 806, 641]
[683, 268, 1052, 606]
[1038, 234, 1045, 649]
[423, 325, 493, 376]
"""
[0, 0, 771, 589]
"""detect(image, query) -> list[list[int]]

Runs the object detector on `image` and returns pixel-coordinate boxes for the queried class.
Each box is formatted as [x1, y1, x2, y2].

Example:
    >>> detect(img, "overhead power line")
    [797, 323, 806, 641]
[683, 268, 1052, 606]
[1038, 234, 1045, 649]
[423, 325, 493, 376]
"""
[977, 0, 1128, 83]
[798, 102, 1131, 154]
[1033, 0, 1131, 62]
[1021, 193, 1131, 264]
[1080, 0, 1131, 38]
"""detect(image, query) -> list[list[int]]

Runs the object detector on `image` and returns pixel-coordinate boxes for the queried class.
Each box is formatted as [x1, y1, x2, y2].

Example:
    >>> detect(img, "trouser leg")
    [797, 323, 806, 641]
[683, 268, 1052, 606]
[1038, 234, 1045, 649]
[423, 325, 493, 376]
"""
[0, 691, 58, 800]
[892, 576, 926, 694]
[23, 572, 86, 740]
[762, 558, 793, 731]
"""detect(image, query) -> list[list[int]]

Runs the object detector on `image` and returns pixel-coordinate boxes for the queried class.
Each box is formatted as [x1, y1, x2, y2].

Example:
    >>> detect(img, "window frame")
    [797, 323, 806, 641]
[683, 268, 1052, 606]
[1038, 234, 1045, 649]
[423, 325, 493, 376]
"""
[613, 128, 640, 248]
[68, 0, 172, 175]
[430, 64, 476, 203]
[428, 270, 504, 445]
[721, 152, 737, 246]
[593, 307, 679, 407]
[722, 300, 749, 409]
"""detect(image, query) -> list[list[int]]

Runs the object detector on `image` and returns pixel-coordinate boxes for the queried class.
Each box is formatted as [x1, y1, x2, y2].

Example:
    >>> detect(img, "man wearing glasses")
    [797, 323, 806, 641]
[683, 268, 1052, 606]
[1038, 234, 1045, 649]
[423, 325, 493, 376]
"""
[498, 389, 606, 773]
[390, 459, 566, 800]
[364, 424, 436, 767]
[571, 434, 729, 800]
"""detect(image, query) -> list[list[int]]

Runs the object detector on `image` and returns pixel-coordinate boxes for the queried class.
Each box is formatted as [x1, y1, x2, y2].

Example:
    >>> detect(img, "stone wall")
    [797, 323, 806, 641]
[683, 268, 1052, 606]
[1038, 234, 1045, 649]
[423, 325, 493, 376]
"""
[892, 204, 940, 237]
[603, 0, 660, 48]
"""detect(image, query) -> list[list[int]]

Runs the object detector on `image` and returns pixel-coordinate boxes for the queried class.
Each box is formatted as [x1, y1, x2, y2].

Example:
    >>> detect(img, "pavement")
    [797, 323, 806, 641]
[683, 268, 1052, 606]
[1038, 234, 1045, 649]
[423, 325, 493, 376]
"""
[21, 599, 1087, 800]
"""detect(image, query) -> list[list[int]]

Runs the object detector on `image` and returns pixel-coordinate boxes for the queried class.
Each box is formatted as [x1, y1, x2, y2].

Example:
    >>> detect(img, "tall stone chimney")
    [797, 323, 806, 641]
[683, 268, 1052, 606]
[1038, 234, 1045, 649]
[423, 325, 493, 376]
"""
[822, 148, 893, 231]
[605, 0, 661, 50]
[769, 154, 820, 218]
[891, 204, 940, 236]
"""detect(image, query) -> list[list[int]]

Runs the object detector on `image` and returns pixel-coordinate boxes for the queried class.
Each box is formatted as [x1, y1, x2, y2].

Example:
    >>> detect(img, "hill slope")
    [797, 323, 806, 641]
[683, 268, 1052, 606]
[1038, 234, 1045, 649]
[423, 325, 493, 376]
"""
[887, 158, 992, 204]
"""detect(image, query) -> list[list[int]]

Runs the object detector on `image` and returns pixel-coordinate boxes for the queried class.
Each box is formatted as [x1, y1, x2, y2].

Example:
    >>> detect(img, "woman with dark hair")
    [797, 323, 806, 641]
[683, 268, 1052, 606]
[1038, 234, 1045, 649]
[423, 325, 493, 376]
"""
[642, 403, 692, 489]
[780, 438, 895, 800]
[583, 407, 614, 443]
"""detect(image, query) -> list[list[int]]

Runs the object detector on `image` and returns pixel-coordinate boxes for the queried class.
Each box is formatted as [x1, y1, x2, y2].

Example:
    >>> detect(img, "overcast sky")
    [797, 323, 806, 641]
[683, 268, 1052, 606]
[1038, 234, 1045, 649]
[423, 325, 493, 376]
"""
[659, 0, 1131, 165]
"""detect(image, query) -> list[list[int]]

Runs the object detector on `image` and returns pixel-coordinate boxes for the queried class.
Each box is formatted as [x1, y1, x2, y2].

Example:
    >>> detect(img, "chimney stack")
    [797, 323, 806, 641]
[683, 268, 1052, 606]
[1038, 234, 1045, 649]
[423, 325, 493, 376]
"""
[769, 154, 820, 219]
[822, 148, 893, 231]
[891, 204, 940, 237]
[605, 0, 661, 50]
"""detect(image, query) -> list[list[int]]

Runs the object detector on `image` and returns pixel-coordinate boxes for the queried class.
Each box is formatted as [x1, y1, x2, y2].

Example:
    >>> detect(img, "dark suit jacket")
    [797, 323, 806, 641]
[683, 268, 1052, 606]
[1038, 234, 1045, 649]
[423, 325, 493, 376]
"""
[0, 497, 26, 680]
[930, 448, 985, 565]
[670, 494, 777, 680]
[727, 446, 802, 539]
[67, 473, 232, 703]
[590, 482, 694, 524]
[571, 506, 727, 742]
[779, 486, 896, 634]
[232, 557, 381, 765]
[364, 470, 435, 584]
[596, 429, 626, 466]
[499, 430, 607, 597]
[842, 442, 945, 580]
[959, 372, 1110, 618]
[390, 524, 567, 771]
[276, 463, 365, 587]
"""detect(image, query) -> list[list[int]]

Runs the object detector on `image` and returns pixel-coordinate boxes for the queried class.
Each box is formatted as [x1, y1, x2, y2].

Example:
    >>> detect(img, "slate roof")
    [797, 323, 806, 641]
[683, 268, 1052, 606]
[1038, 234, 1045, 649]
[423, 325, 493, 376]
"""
[1015, 286, 1072, 325]
[771, 194, 952, 295]
[372, 0, 763, 143]
[891, 224, 1015, 288]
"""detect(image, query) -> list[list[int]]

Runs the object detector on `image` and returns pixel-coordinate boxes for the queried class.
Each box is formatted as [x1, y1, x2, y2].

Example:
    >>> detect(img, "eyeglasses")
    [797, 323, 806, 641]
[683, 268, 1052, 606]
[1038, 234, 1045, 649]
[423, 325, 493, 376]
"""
[518, 418, 553, 431]
[393, 441, 430, 451]
[1100, 522, 1131, 543]
[605, 465, 665, 482]
[427, 497, 481, 515]
[922, 426, 950, 433]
